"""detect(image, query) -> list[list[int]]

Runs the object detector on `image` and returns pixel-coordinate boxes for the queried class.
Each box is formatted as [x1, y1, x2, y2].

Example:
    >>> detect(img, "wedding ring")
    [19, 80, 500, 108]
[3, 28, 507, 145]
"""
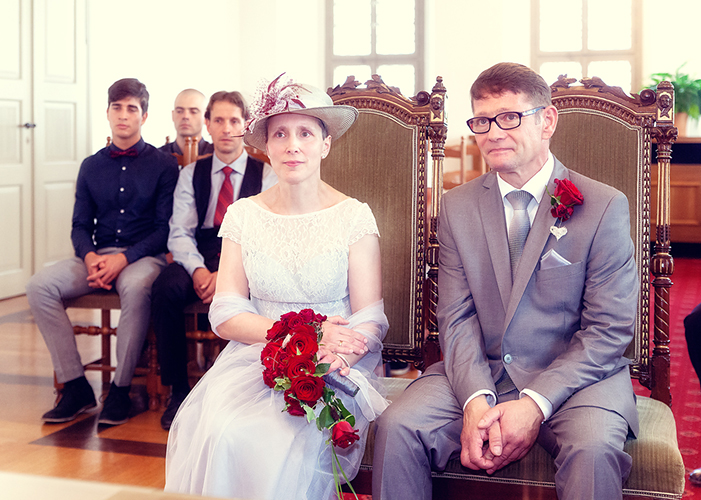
[339, 340, 344, 346]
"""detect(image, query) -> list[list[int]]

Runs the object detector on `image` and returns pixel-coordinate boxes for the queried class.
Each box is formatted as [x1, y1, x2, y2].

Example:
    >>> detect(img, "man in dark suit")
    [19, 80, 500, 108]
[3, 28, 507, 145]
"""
[152, 91, 277, 430]
[373, 63, 639, 500]
[159, 88, 214, 163]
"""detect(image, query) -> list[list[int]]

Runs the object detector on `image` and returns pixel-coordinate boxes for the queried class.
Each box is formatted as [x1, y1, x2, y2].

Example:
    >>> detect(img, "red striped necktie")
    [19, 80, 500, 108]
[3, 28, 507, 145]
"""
[214, 166, 234, 226]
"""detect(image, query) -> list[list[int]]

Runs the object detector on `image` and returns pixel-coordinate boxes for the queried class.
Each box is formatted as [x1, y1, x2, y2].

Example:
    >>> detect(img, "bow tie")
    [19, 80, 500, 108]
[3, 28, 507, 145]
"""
[110, 148, 138, 158]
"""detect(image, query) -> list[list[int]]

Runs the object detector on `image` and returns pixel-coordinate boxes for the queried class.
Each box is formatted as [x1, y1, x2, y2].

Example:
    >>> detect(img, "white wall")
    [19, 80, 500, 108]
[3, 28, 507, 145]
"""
[87, 0, 324, 153]
[427, 0, 531, 144]
[86, 0, 701, 152]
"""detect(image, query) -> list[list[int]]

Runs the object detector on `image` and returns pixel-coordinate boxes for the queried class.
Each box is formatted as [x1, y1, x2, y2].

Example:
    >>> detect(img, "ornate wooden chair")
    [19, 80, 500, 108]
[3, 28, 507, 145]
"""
[322, 74, 447, 490]
[164, 136, 213, 166]
[63, 290, 162, 410]
[334, 76, 685, 500]
[425, 78, 684, 500]
[324, 74, 447, 372]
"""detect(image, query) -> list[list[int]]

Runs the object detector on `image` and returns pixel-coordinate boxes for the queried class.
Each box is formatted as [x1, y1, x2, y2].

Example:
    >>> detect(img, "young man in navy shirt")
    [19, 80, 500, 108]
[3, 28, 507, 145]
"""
[26, 78, 179, 426]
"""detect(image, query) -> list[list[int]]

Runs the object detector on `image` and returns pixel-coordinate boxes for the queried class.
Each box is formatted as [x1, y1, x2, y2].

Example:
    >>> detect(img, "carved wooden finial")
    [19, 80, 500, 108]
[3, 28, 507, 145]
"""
[327, 75, 361, 97]
[366, 74, 402, 95]
[581, 76, 631, 101]
[551, 74, 577, 90]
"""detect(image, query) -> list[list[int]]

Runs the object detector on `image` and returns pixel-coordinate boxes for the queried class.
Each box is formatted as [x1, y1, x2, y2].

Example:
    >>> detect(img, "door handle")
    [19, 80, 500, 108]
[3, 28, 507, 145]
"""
[22, 123, 37, 129]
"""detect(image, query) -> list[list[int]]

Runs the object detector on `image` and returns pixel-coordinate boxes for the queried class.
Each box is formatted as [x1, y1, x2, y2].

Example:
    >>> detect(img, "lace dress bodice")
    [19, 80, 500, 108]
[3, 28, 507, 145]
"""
[218, 197, 379, 320]
[167, 196, 388, 500]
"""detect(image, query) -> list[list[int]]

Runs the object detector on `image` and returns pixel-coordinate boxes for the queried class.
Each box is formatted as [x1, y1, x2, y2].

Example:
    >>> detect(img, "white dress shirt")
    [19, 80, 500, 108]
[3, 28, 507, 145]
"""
[168, 150, 277, 276]
[464, 152, 555, 422]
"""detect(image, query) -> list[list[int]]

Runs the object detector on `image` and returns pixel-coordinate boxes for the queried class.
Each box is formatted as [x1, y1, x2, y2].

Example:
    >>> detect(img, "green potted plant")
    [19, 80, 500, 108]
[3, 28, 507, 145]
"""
[648, 63, 701, 136]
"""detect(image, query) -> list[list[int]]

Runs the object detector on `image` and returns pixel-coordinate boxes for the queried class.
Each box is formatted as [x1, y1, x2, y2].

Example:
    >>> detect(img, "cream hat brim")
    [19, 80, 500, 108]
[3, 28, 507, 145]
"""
[243, 83, 358, 151]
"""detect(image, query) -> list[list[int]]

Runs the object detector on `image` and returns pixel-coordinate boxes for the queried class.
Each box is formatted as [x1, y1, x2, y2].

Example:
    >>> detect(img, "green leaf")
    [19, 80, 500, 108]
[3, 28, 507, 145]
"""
[323, 386, 335, 403]
[315, 363, 330, 376]
[334, 397, 352, 419]
[317, 405, 335, 429]
[303, 404, 316, 423]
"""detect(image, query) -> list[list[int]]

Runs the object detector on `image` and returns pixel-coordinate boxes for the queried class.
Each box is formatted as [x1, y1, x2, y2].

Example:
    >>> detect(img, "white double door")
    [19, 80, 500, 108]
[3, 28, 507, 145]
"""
[0, 0, 88, 299]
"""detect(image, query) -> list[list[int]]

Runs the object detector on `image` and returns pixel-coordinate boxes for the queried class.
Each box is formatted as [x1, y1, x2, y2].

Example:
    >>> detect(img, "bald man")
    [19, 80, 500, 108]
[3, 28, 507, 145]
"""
[160, 89, 214, 163]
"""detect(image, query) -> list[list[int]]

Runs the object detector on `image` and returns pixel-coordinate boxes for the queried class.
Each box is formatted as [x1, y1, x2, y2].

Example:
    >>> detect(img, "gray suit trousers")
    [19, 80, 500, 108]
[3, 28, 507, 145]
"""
[372, 370, 632, 500]
[26, 247, 166, 387]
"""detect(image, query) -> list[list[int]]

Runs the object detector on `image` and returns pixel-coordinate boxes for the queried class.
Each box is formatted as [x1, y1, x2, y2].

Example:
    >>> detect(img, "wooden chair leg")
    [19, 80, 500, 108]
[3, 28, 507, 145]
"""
[100, 309, 112, 390]
[146, 328, 167, 411]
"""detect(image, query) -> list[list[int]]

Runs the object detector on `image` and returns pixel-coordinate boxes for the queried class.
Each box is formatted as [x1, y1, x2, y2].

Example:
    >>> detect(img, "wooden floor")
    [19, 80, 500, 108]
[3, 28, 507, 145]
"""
[0, 294, 417, 498]
[0, 295, 170, 490]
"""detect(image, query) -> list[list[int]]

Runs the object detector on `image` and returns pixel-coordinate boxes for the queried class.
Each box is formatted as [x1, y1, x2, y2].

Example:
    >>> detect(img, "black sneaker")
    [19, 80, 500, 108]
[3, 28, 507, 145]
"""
[160, 391, 189, 431]
[42, 376, 96, 423]
[98, 383, 131, 426]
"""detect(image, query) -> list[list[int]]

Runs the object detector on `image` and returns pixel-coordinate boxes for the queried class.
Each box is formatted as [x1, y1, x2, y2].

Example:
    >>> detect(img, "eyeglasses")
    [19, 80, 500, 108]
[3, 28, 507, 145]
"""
[466, 106, 545, 134]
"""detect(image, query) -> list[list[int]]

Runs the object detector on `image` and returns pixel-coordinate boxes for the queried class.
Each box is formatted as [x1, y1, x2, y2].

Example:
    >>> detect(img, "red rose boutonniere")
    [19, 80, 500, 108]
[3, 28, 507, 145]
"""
[261, 309, 360, 499]
[547, 178, 583, 240]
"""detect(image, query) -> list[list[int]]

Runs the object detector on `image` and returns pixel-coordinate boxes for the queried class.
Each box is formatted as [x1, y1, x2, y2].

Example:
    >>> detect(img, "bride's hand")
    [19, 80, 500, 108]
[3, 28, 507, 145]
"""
[317, 348, 351, 377]
[321, 316, 368, 355]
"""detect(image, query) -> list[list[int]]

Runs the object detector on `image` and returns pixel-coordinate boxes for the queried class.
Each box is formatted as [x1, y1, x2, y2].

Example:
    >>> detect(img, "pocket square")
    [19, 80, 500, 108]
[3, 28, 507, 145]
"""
[540, 249, 572, 270]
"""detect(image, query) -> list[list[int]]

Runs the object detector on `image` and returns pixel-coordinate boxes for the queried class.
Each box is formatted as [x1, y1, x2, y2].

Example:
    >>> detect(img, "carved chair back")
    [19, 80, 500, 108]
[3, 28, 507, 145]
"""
[323, 76, 447, 369]
[549, 76, 677, 405]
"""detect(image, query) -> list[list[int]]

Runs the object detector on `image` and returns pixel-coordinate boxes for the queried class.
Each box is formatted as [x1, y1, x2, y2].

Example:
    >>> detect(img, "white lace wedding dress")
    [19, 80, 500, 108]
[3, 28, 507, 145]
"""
[165, 197, 390, 500]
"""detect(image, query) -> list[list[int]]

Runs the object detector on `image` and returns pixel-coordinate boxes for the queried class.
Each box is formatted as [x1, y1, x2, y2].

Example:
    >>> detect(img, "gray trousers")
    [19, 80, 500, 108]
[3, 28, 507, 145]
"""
[372, 371, 632, 500]
[26, 247, 166, 387]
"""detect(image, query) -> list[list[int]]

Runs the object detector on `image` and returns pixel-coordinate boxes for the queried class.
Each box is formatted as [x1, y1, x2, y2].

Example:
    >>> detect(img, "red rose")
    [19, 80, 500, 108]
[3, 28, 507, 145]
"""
[260, 342, 283, 369]
[551, 203, 574, 221]
[292, 324, 316, 337]
[299, 309, 315, 323]
[331, 420, 359, 449]
[286, 331, 318, 357]
[288, 317, 303, 328]
[314, 313, 328, 324]
[285, 356, 316, 380]
[280, 311, 298, 323]
[554, 178, 583, 207]
[284, 390, 306, 416]
[262, 368, 277, 388]
[290, 374, 325, 405]
[266, 320, 286, 341]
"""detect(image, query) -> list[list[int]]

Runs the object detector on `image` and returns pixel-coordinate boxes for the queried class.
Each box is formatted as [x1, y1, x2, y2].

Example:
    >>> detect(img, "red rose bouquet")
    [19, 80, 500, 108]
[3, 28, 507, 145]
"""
[261, 309, 360, 499]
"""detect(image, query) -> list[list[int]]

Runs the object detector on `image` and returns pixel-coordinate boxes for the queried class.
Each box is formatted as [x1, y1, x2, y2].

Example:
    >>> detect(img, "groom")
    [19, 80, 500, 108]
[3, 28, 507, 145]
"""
[372, 63, 639, 500]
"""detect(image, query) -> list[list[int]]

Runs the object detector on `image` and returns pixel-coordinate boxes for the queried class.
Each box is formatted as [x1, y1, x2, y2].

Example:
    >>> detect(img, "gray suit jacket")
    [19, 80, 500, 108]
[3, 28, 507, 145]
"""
[435, 156, 639, 436]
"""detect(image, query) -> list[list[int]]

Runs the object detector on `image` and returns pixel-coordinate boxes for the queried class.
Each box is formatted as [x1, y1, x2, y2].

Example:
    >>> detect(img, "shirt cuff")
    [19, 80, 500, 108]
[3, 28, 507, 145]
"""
[182, 257, 206, 277]
[463, 389, 497, 412]
[520, 389, 553, 422]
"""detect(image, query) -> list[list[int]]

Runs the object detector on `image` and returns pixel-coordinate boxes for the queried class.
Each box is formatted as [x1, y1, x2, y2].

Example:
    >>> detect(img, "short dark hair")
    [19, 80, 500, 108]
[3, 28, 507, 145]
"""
[108, 78, 149, 114]
[205, 91, 249, 121]
[471, 63, 552, 109]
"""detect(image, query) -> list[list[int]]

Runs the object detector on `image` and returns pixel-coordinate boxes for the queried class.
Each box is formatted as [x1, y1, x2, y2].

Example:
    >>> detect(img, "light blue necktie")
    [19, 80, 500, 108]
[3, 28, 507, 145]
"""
[506, 190, 533, 277]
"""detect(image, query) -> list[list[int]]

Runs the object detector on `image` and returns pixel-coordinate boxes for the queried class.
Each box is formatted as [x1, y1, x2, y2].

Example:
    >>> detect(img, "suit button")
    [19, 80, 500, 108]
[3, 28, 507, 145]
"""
[503, 354, 513, 364]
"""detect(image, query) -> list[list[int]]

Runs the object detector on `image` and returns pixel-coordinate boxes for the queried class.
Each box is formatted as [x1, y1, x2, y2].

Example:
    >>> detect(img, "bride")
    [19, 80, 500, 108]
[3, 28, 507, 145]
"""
[164, 75, 389, 499]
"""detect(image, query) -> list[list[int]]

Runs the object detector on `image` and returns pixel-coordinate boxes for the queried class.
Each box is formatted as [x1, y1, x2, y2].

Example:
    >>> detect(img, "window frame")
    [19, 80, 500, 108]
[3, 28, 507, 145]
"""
[325, 0, 425, 96]
[530, 0, 642, 93]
